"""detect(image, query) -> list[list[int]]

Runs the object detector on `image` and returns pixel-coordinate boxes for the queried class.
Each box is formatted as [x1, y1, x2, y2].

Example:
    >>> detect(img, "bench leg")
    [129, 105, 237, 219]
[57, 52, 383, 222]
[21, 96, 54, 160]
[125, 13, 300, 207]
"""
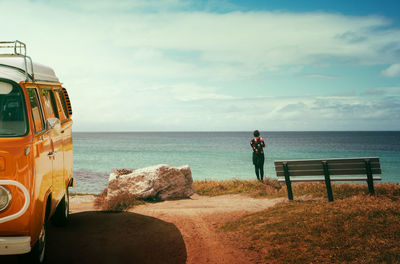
[322, 161, 334, 202]
[325, 180, 334, 202]
[365, 160, 375, 195]
[283, 163, 293, 201]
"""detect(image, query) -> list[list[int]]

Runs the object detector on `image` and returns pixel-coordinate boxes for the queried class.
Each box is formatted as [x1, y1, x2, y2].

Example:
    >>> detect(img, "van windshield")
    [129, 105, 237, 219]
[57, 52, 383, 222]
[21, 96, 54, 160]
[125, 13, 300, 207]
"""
[0, 81, 28, 137]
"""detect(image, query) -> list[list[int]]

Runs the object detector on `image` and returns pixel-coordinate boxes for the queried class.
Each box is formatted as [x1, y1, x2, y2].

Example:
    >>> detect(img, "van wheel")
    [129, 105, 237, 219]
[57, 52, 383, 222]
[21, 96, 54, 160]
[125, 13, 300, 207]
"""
[52, 188, 69, 226]
[26, 222, 47, 264]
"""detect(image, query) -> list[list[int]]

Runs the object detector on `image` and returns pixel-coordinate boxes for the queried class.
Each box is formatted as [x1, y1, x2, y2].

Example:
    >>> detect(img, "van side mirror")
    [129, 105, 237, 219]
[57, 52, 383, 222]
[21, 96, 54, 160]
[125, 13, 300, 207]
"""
[46, 118, 60, 130]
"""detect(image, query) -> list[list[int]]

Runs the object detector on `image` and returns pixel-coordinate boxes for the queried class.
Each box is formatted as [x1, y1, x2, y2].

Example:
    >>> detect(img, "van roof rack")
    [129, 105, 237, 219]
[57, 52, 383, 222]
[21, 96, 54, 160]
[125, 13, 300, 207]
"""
[0, 40, 35, 81]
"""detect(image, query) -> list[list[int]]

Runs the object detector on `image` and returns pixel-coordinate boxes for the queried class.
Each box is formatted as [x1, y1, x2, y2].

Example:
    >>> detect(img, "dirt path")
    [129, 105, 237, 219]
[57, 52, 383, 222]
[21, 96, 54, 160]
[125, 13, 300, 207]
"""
[0, 194, 282, 264]
[132, 194, 283, 264]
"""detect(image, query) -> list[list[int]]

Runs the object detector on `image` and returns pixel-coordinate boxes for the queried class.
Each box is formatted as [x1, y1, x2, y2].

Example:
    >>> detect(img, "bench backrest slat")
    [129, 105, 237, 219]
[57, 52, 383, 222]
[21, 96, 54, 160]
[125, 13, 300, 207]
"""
[274, 162, 381, 173]
[276, 168, 382, 177]
[274, 157, 379, 166]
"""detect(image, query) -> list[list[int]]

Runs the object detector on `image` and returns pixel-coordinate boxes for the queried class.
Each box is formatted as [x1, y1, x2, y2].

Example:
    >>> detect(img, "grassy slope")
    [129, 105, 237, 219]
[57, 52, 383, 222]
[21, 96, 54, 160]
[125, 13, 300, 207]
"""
[195, 180, 400, 263]
[194, 179, 400, 199]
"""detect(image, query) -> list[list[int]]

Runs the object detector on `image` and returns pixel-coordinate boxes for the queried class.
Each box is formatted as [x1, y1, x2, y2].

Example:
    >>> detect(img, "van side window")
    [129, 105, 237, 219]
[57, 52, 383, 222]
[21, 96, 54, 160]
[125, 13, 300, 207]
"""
[41, 89, 59, 119]
[27, 88, 45, 133]
[61, 87, 72, 116]
[0, 82, 28, 137]
[54, 90, 68, 121]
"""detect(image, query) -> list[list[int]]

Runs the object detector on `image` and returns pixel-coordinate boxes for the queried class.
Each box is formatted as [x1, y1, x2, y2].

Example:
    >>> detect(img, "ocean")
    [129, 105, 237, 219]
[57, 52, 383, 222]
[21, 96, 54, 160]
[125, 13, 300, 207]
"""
[72, 131, 400, 194]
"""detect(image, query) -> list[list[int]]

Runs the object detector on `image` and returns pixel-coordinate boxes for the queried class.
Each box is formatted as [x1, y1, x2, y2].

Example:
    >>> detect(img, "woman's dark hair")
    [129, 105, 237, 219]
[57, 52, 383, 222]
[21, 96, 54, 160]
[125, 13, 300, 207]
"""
[253, 130, 260, 137]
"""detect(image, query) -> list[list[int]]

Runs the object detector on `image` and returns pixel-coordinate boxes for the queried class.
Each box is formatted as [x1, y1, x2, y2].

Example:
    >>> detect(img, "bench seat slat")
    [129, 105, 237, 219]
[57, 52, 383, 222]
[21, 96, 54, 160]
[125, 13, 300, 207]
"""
[277, 176, 382, 182]
[274, 157, 379, 166]
[276, 168, 382, 177]
[275, 162, 380, 172]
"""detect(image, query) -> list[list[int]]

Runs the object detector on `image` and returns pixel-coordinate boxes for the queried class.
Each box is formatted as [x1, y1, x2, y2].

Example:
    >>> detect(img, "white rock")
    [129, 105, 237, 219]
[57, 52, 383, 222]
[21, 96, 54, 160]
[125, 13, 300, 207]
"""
[107, 164, 194, 201]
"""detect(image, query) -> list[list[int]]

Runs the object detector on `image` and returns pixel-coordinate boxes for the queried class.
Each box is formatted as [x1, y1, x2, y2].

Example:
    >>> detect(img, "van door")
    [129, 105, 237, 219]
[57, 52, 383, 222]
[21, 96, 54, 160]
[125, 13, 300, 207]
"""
[53, 89, 73, 187]
[40, 88, 64, 203]
[26, 86, 52, 234]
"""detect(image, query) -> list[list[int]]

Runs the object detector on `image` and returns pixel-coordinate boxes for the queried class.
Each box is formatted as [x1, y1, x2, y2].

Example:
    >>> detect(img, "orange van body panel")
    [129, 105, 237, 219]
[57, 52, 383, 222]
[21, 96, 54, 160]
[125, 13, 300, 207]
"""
[0, 136, 32, 236]
[0, 81, 73, 247]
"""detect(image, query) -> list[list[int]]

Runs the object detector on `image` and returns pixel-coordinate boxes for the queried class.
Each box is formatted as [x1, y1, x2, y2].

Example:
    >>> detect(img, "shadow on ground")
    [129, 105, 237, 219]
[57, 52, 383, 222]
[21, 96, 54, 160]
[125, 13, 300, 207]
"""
[1, 211, 187, 264]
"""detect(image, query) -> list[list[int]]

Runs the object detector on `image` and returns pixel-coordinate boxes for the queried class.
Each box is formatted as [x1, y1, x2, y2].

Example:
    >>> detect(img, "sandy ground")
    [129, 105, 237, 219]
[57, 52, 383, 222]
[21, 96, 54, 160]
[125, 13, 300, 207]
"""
[132, 194, 284, 264]
[1, 194, 283, 264]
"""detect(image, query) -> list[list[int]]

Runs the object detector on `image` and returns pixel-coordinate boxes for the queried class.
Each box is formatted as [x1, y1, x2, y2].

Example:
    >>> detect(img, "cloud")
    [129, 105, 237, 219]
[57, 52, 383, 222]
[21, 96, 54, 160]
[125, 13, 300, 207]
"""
[301, 74, 338, 79]
[218, 95, 400, 130]
[32, 0, 194, 13]
[364, 86, 400, 96]
[278, 102, 308, 113]
[364, 88, 386, 96]
[112, 12, 400, 67]
[381, 64, 400, 77]
[335, 31, 367, 43]
[265, 95, 400, 130]
[1, 0, 400, 131]
[4, 1, 400, 70]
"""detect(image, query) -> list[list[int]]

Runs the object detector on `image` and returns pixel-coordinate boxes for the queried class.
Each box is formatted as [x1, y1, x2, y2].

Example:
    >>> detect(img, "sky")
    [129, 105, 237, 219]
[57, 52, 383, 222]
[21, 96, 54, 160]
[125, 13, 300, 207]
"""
[1, 0, 400, 131]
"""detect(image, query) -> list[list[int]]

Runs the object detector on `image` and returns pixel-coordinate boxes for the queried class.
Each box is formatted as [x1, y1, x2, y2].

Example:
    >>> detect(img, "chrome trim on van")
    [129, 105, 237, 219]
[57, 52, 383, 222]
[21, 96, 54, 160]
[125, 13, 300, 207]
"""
[25, 146, 30, 156]
[0, 40, 35, 82]
[0, 41, 34, 82]
[0, 180, 30, 224]
[0, 186, 11, 211]
[0, 236, 31, 255]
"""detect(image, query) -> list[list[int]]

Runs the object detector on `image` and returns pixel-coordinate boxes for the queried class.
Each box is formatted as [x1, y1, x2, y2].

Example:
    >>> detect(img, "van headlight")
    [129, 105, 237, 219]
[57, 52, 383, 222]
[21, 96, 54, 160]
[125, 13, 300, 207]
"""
[0, 186, 12, 211]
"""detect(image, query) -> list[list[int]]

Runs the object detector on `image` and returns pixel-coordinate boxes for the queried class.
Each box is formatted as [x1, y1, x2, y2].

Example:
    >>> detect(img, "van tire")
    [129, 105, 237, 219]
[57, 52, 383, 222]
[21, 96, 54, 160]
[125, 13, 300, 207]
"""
[52, 188, 69, 226]
[22, 222, 47, 264]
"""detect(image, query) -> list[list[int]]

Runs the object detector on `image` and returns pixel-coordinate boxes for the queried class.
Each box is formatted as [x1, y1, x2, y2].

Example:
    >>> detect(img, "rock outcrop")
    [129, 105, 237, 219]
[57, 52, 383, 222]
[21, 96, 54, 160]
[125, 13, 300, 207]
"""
[107, 164, 194, 201]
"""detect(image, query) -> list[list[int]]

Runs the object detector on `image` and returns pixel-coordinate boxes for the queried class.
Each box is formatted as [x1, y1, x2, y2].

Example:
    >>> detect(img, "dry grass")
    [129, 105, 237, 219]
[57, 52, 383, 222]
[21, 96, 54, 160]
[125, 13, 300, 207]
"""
[113, 168, 134, 177]
[94, 188, 137, 212]
[221, 183, 400, 264]
[92, 179, 400, 262]
[194, 178, 283, 198]
[194, 179, 400, 201]
[93, 189, 108, 210]
[94, 187, 161, 212]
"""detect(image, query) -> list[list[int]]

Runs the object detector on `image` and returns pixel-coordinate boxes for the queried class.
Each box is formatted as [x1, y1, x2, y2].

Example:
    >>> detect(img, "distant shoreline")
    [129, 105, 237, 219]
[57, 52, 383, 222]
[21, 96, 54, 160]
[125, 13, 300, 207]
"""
[72, 130, 400, 133]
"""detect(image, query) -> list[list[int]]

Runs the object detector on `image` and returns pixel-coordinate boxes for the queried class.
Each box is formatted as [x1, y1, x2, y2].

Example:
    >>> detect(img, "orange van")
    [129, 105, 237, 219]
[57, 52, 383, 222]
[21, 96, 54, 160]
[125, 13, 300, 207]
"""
[0, 41, 74, 263]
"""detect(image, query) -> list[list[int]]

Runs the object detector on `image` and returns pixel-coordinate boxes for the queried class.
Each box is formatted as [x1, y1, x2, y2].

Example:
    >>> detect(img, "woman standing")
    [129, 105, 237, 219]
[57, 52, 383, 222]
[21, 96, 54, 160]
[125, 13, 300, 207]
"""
[250, 130, 265, 182]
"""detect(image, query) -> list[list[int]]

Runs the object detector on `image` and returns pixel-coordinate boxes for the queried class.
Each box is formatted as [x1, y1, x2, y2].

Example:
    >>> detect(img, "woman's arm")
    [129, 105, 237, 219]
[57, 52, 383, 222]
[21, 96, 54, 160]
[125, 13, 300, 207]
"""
[250, 139, 255, 152]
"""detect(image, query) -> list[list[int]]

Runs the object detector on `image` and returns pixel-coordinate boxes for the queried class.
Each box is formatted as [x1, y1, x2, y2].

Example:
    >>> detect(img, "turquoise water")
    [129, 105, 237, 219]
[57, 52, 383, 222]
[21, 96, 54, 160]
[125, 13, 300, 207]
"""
[72, 131, 400, 194]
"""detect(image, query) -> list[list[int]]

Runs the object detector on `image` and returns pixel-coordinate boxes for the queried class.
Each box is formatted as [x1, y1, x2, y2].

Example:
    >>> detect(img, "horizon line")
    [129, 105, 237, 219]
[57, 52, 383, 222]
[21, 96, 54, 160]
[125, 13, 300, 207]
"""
[72, 130, 400, 133]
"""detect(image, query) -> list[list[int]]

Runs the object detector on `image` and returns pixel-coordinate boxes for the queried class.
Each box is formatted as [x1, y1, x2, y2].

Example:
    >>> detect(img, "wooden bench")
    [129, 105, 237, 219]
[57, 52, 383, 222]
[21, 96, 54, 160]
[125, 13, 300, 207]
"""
[274, 157, 382, 201]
